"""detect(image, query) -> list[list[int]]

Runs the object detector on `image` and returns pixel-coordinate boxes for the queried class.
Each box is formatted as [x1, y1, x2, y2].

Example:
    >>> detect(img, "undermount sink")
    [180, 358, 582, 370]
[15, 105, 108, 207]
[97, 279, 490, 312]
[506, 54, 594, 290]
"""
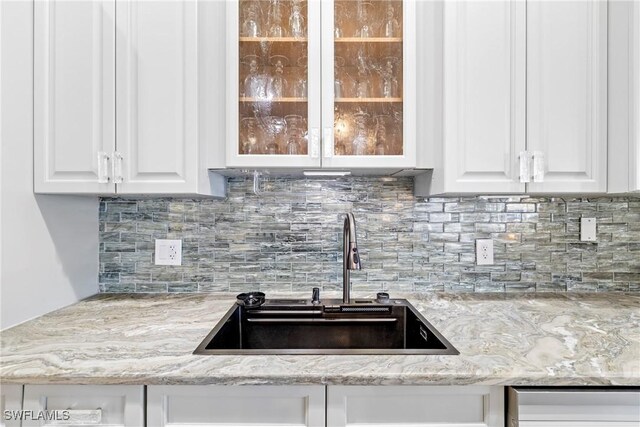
[194, 298, 459, 355]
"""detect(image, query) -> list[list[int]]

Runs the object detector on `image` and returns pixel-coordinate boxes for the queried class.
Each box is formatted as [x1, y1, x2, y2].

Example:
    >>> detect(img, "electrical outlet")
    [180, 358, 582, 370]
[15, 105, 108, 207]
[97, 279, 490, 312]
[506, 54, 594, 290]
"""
[476, 239, 494, 265]
[155, 239, 182, 266]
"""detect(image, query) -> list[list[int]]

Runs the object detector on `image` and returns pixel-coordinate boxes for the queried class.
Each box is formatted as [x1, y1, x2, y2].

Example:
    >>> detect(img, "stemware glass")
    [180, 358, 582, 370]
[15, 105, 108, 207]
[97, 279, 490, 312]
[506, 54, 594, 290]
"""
[268, 55, 289, 99]
[267, 0, 287, 37]
[382, 3, 400, 37]
[263, 115, 286, 154]
[284, 115, 304, 155]
[334, 3, 345, 39]
[334, 56, 346, 98]
[240, 117, 260, 154]
[352, 111, 370, 155]
[289, 0, 306, 39]
[241, 0, 262, 37]
[373, 115, 389, 155]
[381, 57, 399, 98]
[293, 55, 307, 98]
[243, 55, 267, 99]
[355, 53, 371, 98]
[355, 1, 373, 38]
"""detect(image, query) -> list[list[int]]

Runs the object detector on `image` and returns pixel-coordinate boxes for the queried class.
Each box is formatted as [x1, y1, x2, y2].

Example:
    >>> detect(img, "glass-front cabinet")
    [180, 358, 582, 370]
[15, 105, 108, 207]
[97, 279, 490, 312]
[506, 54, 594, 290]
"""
[226, 0, 415, 170]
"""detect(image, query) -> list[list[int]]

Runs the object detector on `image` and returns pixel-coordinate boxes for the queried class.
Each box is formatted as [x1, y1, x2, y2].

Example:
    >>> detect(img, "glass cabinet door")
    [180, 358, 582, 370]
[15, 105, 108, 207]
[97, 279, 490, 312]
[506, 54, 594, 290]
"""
[227, 0, 321, 168]
[322, 0, 415, 169]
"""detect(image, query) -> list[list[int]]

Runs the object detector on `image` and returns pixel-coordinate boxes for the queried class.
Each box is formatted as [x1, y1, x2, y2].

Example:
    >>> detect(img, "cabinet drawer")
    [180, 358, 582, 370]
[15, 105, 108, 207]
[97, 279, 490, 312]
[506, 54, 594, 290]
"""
[508, 387, 640, 426]
[327, 385, 504, 427]
[147, 385, 325, 427]
[22, 385, 143, 427]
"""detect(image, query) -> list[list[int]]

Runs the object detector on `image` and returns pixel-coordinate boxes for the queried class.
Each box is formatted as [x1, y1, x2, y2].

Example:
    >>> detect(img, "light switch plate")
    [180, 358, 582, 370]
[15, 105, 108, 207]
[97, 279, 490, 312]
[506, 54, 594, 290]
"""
[155, 239, 182, 266]
[580, 217, 597, 242]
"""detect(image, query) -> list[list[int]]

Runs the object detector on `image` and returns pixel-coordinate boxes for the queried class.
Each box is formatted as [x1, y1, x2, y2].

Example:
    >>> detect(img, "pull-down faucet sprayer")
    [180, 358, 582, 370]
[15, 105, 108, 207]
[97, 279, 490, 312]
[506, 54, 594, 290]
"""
[343, 213, 362, 303]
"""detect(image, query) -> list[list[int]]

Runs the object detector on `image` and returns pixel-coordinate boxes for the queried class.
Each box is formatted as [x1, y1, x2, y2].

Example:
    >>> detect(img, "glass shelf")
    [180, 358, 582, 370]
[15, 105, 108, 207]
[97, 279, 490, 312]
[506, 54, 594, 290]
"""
[239, 37, 308, 43]
[335, 98, 402, 103]
[335, 37, 402, 43]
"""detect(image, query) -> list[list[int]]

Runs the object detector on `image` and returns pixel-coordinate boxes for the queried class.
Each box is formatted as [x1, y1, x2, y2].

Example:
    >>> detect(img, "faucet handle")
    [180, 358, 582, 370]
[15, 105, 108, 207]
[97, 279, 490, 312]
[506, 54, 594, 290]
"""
[312, 287, 320, 304]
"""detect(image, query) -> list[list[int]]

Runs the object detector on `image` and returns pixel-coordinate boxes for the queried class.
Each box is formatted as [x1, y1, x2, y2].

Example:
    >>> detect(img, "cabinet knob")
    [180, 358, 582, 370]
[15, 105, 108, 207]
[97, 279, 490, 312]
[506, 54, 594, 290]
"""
[323, 128, 334, 158]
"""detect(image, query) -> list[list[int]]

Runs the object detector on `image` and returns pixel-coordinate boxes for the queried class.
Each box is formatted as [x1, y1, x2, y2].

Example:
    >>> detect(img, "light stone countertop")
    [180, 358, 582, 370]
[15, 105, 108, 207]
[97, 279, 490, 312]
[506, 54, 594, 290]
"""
[0, 292, 638, 386]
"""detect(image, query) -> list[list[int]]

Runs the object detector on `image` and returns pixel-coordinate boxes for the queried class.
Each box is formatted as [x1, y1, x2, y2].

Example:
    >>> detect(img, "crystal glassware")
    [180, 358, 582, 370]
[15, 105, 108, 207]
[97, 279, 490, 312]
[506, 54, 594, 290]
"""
[381, 57, 399, 98]
[243, 55, 267, 99]
[241, 0, 262, 37]
[355, 1, 373, 38]
[240, 117, 260, 154]
[263, 115, 286, 154]
[289, 0, 306, 39]
[355, 53, 371, 98]
[373, 115, 389, 155]
[268, 55, 289, 99]
[293, 55, 307, 98]
[334, 3, 345, 39]
[267, 0, 287, 37]
[284, 115, 304, 155]
[382, 3, 400, 37]
[334, 56, 346, 98]
[352, 111, 370, 155]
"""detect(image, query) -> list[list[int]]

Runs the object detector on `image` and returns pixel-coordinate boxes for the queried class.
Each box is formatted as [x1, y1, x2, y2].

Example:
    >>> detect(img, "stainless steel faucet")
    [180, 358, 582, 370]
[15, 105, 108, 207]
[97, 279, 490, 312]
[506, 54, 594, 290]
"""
[343, 213, 362, 303]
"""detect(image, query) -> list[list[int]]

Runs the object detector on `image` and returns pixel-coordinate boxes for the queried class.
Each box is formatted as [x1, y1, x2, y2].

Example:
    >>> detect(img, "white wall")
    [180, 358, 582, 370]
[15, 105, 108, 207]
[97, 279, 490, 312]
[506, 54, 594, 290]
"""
[0, 0, 99, 329]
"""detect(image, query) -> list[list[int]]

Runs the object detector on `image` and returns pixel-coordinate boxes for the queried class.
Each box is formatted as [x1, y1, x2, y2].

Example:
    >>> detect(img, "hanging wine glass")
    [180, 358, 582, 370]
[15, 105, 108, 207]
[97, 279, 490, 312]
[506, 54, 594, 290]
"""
[267, 0, 287, 37]
[382, 3, 400, 37]
[268, 55, 289, 99]
[241, 0, 262, 37]
[289, 0, 306, 39]
[352, 111, 370, 155]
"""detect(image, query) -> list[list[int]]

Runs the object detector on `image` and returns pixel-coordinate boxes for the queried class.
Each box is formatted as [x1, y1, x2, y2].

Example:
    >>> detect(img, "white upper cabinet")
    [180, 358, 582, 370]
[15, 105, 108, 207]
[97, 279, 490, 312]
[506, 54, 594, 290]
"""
[526, 0, 607, 193]
[609, 0, 640, 193]
[225, 0, 416, 172]
[34, 0, 116, 194]
[34, 0, 226, 197]
[420, 0, 608, 196]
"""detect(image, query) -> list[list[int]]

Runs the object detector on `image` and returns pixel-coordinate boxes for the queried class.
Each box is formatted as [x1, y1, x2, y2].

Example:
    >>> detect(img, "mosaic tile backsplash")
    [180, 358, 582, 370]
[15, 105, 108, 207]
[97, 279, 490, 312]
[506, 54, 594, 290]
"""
[99, 177, 640, 293]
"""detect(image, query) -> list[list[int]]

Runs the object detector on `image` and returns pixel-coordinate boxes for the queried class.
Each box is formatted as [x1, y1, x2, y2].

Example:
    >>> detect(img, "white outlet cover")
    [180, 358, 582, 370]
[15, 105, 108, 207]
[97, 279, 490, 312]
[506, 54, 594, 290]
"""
[476, 239, 494, 266]
[580, 217, 597, 242]
[155, 239, 182, 266]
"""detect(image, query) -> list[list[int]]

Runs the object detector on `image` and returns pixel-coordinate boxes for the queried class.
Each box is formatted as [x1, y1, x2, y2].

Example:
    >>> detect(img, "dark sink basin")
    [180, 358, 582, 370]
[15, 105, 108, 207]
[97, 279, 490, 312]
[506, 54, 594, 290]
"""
[194, 298, 459, 355]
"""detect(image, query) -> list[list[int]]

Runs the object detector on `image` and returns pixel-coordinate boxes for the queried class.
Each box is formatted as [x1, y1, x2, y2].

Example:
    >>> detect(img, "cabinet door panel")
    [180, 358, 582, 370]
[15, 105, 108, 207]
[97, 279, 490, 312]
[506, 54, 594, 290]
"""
[321, 0, 416, 170]
[116, 0, 198, 193]
[34, 0, 116, 194]
[22, 385, 144, 427]
[327, 385, 504, 427]
[225, 0, 322, 169]
[147, 385, 325, 427]
[526, 0, 607, 193]
[1, 385, 22, 427]
[435, 0, 526, 194]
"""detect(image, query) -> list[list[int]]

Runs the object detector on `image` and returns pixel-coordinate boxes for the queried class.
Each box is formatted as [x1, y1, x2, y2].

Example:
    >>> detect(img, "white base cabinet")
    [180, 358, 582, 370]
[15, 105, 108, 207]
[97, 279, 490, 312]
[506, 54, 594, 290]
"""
[508, 387, 640, 427]
[327, 385, 504, 427]
[22, 385, 144, 427]
[1, 385, 23, 427]
[147, 385, 325, 427]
